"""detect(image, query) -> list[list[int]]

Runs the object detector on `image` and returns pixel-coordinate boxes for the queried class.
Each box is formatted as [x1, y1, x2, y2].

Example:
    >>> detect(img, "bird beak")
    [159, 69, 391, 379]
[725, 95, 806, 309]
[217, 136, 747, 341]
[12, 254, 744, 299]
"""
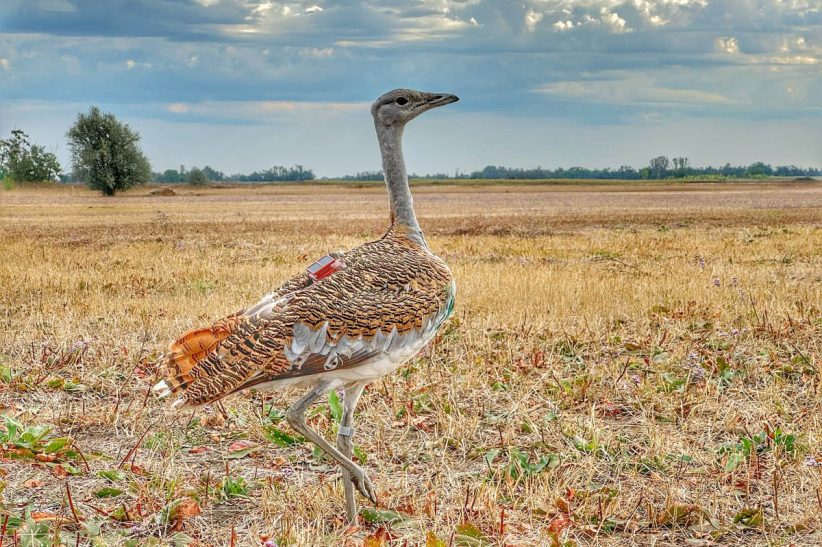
[423, 93, 459, 110]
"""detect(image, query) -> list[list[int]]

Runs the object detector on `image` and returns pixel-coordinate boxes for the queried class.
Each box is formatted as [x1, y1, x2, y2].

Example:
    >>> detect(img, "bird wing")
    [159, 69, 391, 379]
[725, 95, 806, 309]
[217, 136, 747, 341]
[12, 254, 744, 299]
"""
[159, 270, 314, 384]
[153, 239, 454, 407]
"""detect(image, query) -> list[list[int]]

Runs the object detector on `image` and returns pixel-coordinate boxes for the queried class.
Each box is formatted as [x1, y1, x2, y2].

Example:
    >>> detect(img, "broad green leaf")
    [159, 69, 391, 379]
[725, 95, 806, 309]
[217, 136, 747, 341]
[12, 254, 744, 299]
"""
[360, 508, 411, 524]
[6, 448, 35, 459]
[43, 437, 70, 454]
[59, 463, 82, 475]
[96, 469, 125, 482]
[3, 415, 24, 441]
[263, 426, 302, 447]
[454, 522, 490, 546]
[353, 445, 368, 464]
[19, 426, 51, 449]
[733, 508, 763, 527]
[18, 519, 51, 547]
[725, 451, 745, 472]
[328, 390, 343, 424]
[93, 487, 124, 498]
[0, 365, 13, 384]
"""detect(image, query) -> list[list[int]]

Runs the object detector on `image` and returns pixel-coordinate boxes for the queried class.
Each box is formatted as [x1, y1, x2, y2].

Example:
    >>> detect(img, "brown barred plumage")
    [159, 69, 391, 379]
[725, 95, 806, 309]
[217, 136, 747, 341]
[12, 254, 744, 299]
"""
[154, 225, 454, 407]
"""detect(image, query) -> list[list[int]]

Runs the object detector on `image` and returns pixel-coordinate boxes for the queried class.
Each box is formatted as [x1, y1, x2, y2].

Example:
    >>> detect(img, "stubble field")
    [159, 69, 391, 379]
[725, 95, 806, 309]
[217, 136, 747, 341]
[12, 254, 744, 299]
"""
[0, 181, 820, 546]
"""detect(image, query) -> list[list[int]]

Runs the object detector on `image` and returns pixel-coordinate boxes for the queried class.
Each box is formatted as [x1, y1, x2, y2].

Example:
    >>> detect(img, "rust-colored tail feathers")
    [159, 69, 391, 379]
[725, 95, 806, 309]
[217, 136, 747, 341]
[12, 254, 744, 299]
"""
[152, 312, 244, 402]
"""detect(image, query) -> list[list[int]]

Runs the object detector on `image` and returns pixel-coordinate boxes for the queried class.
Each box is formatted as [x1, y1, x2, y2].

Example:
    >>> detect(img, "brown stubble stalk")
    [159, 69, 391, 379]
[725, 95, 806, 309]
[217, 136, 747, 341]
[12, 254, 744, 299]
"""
[0, 182, 820, 545]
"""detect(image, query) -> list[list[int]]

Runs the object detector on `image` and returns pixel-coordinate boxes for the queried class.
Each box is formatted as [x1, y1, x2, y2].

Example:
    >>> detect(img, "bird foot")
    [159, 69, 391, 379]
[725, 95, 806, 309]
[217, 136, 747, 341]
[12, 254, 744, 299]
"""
[351, 469, 377, 505]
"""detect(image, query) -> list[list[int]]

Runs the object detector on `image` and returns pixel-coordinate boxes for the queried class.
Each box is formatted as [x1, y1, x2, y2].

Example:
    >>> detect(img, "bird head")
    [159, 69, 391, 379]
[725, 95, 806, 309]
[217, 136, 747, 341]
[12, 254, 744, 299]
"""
[371, 88, 459, 127]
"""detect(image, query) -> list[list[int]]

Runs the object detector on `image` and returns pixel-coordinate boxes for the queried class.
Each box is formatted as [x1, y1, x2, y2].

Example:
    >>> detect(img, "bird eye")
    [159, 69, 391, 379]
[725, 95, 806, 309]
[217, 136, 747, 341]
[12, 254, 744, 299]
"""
[395, 97, 409, 106]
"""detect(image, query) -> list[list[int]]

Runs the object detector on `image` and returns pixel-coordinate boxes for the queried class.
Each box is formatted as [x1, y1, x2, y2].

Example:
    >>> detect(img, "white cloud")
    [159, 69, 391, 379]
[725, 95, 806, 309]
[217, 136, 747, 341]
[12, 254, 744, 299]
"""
[598, 9, 629, 33]
[716, 37, 740, 54]
[167, 103, 189, 114]
[535, 0, 709, 32]
[305, 5, 323, 13]
[525, 9, 543, 32]
[715, 36, 820, 65]
[156, 100, 368, 123]
[388, 13, 478, 42]
[780, 36, 809, 53]
[125, 59, 152, 70]
[553, 20, 575, 31]
[535, 75, 734, 106]
[631, 0, 708, 27]
[0, 58, 9, 71]
[760, 55, 818, 65]
[539, 4, 632, 34]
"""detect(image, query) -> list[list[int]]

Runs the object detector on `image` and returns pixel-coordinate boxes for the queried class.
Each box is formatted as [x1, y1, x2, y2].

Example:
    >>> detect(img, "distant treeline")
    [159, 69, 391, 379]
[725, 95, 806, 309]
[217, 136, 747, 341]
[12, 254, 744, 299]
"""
[334, 157, 820, 181]
[142, 156, 821, 185]
[153, 164, 314, 183]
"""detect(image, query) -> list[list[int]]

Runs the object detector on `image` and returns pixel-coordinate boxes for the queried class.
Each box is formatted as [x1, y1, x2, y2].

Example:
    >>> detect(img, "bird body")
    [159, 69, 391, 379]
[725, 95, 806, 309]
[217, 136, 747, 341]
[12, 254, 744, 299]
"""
[154, 227, 454, 405]
[153, 88, 459, 521]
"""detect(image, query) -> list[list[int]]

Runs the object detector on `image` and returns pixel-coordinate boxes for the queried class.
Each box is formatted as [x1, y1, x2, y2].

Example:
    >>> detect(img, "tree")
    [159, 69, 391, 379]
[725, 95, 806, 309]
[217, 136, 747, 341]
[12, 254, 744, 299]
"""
[746, 162, 773, 177]
[649, 156, 670, 179]
[158, 169, 183, 183]
[187, 167, 208, 185]
[201, 166, 224, 181]
[671, 157, 690, 178]
[66, 106, 151, 195]
[0, 129, 62, 183]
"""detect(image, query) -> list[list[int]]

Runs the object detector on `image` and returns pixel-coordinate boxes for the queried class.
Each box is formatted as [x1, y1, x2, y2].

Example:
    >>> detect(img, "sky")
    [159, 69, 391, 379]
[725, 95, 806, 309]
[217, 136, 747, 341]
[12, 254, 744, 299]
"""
[1, 0, 820, 177]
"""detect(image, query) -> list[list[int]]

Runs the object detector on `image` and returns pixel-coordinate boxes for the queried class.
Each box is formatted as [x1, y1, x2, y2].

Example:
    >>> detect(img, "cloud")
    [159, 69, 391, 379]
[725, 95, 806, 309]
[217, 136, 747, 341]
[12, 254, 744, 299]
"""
[0, 0, 820, 174]
[716, 37, 740, 55]
[167, 103, 189, 114]
[160, 99, 367, 122]
[552, 20, 575, 31]
[125, 58, 152, 70]
[535, 75, 735, 107]
[525, 9, 543, 32]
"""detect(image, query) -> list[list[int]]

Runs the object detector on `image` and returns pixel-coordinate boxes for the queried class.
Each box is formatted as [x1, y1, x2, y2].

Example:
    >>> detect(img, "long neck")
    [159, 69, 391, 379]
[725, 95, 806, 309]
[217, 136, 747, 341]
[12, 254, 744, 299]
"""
[376, 122, 425, 244]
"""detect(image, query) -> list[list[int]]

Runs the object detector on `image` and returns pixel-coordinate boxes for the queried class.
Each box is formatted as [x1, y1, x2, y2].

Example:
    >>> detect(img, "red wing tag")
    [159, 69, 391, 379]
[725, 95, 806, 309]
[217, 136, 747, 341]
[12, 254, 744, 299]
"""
[307, 255, 343, 281]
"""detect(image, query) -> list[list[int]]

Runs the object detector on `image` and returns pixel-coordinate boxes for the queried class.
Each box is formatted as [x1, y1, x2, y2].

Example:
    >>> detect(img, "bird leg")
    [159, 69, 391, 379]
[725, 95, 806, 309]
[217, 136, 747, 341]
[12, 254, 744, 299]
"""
[336, 381, 367, 522]
[285, 380, 377, 506]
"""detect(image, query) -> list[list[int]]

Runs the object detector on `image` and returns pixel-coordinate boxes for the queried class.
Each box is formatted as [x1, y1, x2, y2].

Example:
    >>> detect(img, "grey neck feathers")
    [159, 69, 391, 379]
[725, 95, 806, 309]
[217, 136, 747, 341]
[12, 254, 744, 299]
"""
[376, 122, 426, 246]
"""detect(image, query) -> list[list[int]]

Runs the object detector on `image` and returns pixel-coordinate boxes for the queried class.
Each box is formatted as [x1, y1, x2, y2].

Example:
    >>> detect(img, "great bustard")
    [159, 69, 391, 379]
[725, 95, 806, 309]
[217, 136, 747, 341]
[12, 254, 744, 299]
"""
[153, 89, 459, 520]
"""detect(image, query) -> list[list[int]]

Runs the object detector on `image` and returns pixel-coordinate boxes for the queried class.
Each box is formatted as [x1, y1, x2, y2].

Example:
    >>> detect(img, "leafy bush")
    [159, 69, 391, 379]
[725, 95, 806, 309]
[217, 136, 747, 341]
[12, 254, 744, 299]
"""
[0, 129, 62, 183]
[66, 106, 151, 195]
[187, 167, 208, 185]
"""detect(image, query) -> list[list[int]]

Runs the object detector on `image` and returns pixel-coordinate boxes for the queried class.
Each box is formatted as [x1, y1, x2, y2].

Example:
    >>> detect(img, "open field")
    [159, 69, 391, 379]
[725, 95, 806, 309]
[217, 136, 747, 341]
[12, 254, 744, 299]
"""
[0, 182, 820, 546]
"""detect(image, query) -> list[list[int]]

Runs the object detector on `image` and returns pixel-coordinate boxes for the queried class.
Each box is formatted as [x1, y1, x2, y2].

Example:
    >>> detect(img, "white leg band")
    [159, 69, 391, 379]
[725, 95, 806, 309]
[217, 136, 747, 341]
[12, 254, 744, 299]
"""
[337, 425, 355, 437]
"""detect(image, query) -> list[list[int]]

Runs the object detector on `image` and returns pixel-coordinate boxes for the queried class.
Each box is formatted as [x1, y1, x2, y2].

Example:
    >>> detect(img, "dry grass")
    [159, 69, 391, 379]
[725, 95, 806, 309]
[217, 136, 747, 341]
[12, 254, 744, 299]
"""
[0, 182, 820, 546]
